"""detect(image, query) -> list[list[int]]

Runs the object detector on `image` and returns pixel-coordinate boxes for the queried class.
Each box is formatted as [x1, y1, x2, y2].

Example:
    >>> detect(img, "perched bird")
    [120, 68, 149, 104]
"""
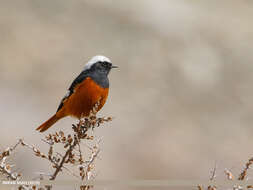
[36, 55, 117, 132]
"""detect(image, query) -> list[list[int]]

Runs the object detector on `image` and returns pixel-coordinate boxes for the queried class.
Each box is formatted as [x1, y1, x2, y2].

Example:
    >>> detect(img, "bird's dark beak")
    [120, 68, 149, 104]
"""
[111, 65, 118, 69]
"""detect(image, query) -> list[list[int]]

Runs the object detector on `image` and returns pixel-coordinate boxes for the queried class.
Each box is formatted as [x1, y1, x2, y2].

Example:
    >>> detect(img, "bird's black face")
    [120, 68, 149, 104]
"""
[91, 61, 116, 75]
[82, 56, 118, 88]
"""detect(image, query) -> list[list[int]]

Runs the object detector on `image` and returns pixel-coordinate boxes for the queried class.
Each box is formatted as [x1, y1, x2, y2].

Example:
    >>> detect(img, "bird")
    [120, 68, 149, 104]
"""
[36, 55, 117, 132]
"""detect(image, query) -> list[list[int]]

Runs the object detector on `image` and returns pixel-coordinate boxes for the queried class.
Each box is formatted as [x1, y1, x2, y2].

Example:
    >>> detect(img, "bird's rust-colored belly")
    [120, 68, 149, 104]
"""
[61, 77, 109, 118]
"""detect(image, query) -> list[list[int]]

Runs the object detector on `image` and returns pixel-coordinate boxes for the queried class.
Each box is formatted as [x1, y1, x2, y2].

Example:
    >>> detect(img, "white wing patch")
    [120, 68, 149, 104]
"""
[63, 90, 71, 99]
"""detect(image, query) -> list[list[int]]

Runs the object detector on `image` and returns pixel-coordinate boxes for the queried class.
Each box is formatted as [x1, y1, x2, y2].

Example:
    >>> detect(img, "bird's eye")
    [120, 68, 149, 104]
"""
[96, 61, 105, 68]
[102, 62, 108, 67]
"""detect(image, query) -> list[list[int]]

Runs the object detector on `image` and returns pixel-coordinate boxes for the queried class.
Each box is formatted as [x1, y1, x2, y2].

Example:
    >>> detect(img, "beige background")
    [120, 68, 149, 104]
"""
[1, 0, 253, 189]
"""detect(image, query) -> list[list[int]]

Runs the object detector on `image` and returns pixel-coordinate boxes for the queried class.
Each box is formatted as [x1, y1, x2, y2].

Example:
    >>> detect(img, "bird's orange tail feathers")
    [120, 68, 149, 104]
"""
[36, 114, 60, 132]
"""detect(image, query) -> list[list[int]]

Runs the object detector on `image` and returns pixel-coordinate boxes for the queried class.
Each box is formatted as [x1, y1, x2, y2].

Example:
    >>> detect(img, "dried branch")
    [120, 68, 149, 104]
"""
[50, 137, 78, 180]
[198, 156, 253, 190]
[238, 157, 253, 180]
[0, 112, 111, 190]
[0, 140, 23, 180]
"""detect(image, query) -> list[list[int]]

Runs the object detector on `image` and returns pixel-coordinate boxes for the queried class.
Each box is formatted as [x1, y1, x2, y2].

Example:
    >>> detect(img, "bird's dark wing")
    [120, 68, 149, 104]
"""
[56, 70, 89, 112]
[56, 91, 70, 112]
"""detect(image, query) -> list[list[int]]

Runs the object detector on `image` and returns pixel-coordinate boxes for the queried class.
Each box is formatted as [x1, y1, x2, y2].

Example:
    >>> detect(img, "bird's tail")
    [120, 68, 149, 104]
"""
[36, 114, 60, 132]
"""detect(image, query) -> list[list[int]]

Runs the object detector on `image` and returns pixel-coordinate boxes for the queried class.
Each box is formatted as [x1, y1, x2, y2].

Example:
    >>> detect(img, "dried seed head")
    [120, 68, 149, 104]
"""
[5, 165, 11, 173]
[59, 131, 64, 137]
[61, 136, 66, 142]
[224, 169, 234, 180]
[67, 135, 73, 144]
[53, 136, 58, 143]
[79, 166, 84, 171]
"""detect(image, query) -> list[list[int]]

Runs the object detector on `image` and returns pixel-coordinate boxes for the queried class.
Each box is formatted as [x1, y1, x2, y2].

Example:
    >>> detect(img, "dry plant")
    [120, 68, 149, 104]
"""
[198, 157, 253, 190]
[0, 102, 112, 190]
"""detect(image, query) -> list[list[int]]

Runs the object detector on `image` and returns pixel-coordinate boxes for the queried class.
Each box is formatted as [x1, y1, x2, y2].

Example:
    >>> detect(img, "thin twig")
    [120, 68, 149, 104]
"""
[50, 140, 78, 180]
[210, 161, 217, 181]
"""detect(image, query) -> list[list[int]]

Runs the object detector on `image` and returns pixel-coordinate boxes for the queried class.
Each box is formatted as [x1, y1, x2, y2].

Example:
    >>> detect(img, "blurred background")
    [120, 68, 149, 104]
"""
[1, 0, 253, 189]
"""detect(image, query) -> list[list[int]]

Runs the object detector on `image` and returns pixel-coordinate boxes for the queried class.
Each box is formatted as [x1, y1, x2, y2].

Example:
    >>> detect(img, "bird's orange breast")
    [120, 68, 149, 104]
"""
[57, 77, 109, 119]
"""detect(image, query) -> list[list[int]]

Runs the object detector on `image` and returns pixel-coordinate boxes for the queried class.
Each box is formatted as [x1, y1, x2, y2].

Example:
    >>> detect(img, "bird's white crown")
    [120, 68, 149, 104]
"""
[84, 55, 111, 71]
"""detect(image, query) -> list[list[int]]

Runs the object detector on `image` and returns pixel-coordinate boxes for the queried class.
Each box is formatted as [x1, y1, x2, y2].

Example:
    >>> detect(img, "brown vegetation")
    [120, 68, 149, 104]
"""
[0, 109, 112, 190]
